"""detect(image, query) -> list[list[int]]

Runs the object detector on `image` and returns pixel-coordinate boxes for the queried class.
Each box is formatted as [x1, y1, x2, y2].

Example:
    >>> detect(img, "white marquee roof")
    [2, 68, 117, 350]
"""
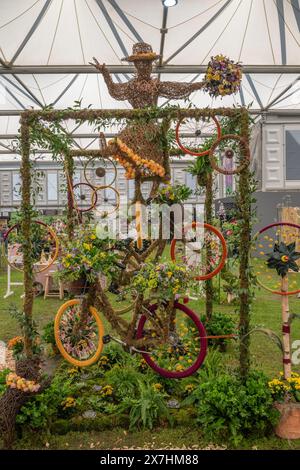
[0, 0, 300, 154]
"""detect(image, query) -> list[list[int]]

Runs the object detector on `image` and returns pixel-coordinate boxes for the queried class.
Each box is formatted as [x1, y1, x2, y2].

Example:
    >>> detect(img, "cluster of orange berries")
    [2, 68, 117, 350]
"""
[113, 138, 165, 179]
[6, 372, 40, 393]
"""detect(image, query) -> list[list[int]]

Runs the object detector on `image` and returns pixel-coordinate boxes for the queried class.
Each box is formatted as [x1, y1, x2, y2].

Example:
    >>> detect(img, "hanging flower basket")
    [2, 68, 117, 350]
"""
[275, 402, 300, 439]
[64, 277, 90, 295]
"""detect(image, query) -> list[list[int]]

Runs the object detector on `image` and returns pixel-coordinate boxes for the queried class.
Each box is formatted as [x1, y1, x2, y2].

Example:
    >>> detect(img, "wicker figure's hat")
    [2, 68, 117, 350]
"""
[121, 42, 160, 62]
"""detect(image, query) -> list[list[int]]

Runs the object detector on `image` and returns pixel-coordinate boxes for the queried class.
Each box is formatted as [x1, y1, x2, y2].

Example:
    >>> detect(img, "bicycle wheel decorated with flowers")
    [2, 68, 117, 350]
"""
[170, 222, 227, 281]
[54, 299, 104, 367]
[136, 301, 207, 379]
[133, 261, 207, 378]
[252, 222, 300, 296]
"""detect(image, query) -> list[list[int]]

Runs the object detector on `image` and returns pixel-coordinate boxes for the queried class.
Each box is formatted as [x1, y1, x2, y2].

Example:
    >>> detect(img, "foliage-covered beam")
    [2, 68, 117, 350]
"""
[21, 107, 247, 123]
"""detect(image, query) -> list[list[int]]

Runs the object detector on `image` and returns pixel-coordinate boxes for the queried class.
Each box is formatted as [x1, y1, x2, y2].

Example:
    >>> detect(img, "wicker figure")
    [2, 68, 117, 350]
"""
[91, 43, 206, 182]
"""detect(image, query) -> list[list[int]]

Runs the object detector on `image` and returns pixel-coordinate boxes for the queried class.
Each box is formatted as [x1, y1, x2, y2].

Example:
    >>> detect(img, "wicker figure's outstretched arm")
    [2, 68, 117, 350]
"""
[90, 58, 129, 101]
[158, 80, 204, 100]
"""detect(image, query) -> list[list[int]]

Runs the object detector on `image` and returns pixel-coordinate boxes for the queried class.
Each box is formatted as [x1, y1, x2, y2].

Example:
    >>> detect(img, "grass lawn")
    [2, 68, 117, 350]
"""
[1, 268, 300, 377]
[1, 265, 300, 450]
[13, 427, 300, 450]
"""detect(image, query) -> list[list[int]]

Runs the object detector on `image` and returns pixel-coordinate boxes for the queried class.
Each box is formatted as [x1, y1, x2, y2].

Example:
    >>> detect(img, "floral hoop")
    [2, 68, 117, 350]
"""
[253, 222, 300, 296]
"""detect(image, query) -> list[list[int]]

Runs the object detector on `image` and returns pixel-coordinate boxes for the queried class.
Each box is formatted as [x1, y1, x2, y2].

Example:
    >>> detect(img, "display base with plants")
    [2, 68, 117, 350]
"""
[0, 345, 283, 450]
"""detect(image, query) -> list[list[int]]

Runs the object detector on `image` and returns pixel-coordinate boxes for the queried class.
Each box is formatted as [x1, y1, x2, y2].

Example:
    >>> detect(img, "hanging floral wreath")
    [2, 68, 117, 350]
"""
[204, 55, 242, 97]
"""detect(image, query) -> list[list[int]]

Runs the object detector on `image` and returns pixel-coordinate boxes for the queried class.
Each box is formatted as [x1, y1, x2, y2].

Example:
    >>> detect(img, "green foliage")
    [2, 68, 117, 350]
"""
[42, 320, 55, 346]
[99, 343, 135, 369]
[187, 156, 211, 186]
[183, 370, 279, 446]
[221, 264, 239, 298]
[118, 379, 173, 430]
[16, 374, 76, 430]
[154, 183, 193, 205]
[9, 305, 41, 358]
[0, 368, 10, 396]
[202, 313, 236, 350]
[105, 365, 142, 399]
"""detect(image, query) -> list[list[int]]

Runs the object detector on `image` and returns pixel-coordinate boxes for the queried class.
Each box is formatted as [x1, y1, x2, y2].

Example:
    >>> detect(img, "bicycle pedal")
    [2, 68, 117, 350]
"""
[102, 334, 111, 344]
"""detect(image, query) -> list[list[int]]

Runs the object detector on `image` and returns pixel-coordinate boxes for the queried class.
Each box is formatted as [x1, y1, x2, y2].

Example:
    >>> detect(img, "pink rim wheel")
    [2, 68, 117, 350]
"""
[136, 301, 207, 379]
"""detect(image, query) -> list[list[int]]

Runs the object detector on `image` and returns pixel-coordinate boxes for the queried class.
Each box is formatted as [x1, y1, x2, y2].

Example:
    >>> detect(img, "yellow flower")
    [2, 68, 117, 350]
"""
[185, 384, 195, 393]
[62, 397, 76, 409]
[152, 383, 163, 392]
[101, 385, 113, 396]
[83, 243, 92, 251]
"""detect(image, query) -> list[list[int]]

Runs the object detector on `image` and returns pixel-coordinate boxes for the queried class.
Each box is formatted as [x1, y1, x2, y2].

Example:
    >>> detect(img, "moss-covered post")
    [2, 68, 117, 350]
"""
[65, 153, 75, 239]
[20, 115, 34, 358]
[205, 171, 214, 320]
[237, 110, 251, 379]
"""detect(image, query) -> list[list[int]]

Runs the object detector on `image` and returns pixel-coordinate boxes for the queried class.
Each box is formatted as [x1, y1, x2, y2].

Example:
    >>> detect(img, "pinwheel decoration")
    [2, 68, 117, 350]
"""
[266, 241, 300, 278]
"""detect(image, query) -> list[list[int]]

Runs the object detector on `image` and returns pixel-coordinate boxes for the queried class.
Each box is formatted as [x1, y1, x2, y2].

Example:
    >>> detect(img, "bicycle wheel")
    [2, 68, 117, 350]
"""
[176, 116, 221, 157]
[54, 299, 104, 367]
[136, 301, 207, 379]
[209, 134, 250, 175]
[252, 222, 300, 296]
[3, 220, 59, 273]
[170, 222, 227, 281]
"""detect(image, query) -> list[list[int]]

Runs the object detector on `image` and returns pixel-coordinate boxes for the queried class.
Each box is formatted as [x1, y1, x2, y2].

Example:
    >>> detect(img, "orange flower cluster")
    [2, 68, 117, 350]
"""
[8, 336, 23, 350]
[113, 138, 165, 179]
[115, 154, 136, 179]
[6, 372, 40, 393]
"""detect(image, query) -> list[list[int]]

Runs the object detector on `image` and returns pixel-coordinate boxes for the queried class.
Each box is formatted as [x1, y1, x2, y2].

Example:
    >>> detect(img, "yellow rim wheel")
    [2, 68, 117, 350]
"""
[54, 299, 104, 367]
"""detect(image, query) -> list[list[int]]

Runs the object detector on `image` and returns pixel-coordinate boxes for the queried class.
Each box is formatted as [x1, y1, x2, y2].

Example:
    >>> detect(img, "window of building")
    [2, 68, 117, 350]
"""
[185, 172, 197, 194]
[12, 173, 21, 201]
[286, 130, 300, 181]
[47, 172, 58, 201]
